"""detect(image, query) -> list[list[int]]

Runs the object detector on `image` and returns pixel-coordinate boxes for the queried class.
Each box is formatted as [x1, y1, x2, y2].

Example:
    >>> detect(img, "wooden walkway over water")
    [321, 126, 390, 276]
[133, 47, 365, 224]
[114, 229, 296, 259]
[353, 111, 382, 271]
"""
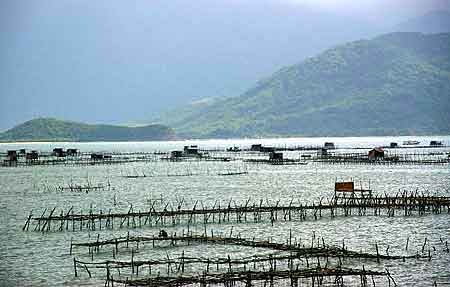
[23, 193, 450, 233]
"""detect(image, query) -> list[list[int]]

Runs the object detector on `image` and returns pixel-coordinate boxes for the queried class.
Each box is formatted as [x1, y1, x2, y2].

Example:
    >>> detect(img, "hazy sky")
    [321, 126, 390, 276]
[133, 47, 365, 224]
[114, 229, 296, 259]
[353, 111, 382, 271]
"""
[0, 0, 449, 130]
[291, 0, 450, 21]
[221, 0, 450, 25]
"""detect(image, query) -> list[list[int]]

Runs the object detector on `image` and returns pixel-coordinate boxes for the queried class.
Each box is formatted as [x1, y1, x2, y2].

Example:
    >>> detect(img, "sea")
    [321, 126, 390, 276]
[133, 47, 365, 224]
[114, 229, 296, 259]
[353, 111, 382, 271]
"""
[0, 135, 449, 286]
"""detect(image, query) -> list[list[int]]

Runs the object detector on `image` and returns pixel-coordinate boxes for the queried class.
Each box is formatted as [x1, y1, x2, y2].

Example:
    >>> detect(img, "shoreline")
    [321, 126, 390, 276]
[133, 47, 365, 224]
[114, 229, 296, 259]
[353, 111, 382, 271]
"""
[1, 133, 449, 144]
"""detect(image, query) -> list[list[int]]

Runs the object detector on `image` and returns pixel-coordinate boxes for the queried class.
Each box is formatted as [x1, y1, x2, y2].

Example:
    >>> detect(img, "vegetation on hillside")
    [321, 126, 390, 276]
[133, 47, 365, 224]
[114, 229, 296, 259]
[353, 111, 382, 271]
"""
[159, 32, 450, 138]
[0, 118, 175, 142]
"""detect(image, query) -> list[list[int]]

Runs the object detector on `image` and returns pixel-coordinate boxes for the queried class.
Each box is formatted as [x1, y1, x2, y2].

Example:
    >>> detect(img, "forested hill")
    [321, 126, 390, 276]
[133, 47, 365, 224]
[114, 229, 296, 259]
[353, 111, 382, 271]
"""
[0, 118, 175, 142]
[159, 32, 450, 138]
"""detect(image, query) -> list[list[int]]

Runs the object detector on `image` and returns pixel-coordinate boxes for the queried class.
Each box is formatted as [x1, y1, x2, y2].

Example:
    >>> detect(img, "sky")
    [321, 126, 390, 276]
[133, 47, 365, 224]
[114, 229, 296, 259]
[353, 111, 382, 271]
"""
[290, 0, 450, 23]
[228, 0, 450, 25]
[0, 0, 449, 131]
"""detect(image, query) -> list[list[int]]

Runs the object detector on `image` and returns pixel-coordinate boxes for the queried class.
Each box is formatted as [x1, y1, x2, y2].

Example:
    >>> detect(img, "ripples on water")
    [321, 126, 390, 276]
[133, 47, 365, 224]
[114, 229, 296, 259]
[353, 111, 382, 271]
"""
[0, 136, 449, 286]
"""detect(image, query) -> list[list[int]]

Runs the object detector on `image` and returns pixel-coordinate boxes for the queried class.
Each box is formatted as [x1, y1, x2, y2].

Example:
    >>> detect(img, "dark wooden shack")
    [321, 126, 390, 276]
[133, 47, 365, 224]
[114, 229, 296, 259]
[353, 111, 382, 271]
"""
[91, 153, 104, 160]
[368, 148, 384, 160]
[226, 146, 241, 152]
[324, 142, 335, 149]
[250, 144, 262, 151]
[53, 148, 66, 157]
[7, 150, 17, 161]
[183, 145, 202, 157]
[184, 145, 199, 155]
[430, 140, 443, 147]
[269, 152, 283, 161]
[26, 151, 39, 161]
[171, 150, 183, 158]
[4, 150, 18, 166]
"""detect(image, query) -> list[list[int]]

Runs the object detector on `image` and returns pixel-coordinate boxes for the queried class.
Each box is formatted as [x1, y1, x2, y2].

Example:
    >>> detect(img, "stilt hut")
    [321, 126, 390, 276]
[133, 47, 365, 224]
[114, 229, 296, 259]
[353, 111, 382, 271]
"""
[368, 148, 384, 160]
[334, 181, 372, 205]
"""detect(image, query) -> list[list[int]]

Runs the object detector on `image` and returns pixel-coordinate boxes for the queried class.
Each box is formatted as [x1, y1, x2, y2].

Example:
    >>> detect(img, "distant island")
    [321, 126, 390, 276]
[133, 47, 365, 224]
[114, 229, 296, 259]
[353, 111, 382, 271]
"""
[0, 118, 175, 142]
[158, 32, 450, 138]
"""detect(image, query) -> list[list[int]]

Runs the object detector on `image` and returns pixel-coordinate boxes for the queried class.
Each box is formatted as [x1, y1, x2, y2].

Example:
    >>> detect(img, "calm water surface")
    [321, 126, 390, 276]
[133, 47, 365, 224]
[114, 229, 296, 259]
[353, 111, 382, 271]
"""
[0, 136, 449, 286]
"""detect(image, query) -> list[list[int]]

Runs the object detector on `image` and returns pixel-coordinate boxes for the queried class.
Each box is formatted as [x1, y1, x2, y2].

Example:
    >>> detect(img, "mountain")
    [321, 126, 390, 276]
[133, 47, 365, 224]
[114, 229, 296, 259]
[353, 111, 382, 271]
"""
[0, 1, 381, 132]
[158, 32, 450, 138]
[393, 11, 450, 33]
[0, 118, 175, 142]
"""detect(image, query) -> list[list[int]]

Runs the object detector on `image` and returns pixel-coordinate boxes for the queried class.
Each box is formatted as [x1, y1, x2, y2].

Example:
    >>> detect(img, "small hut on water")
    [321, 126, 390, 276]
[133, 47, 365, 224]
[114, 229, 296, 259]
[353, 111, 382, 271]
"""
[368, 148, 384, 160]
[334, 181, 372, 205]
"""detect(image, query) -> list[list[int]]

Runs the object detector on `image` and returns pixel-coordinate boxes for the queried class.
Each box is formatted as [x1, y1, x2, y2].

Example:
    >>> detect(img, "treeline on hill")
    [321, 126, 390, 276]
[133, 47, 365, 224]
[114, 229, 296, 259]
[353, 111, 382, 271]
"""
[158, 32, 450, 138]
[0, 118, 175, 142]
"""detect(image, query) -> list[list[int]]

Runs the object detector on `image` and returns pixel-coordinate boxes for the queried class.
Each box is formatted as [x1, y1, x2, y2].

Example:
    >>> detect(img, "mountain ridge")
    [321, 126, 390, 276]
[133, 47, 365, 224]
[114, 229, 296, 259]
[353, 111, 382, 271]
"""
[158, 32, 450, 139]
[0, 118, 175, 142]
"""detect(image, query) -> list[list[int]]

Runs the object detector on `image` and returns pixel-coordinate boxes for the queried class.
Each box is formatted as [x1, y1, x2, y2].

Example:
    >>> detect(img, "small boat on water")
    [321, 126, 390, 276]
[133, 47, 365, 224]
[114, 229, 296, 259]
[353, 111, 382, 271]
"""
[403, 140, 420, 145]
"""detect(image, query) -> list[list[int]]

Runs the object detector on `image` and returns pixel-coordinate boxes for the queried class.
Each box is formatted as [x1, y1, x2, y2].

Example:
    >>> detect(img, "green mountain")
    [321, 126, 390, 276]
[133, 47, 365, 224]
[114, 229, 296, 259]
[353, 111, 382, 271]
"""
[0, 118, 175, 142]
[159, 32, 450, 138]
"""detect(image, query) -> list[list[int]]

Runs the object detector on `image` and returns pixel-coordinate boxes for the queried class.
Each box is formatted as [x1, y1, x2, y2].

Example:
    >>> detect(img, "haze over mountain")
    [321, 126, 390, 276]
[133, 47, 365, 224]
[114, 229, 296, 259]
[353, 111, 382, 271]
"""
[393, 10, 450, 33]
[1, 0, 449, 132]
[159, 32, 450, 138]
